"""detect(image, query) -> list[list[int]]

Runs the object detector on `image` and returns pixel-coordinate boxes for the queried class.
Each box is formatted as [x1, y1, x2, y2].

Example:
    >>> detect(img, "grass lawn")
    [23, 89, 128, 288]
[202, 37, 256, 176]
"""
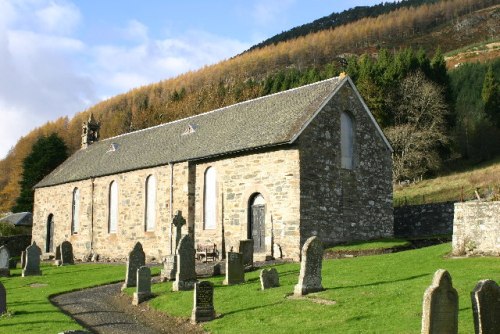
[0, 263, 127, 333]
[325, 238, 410, 252]
[146, 243, 499, 334]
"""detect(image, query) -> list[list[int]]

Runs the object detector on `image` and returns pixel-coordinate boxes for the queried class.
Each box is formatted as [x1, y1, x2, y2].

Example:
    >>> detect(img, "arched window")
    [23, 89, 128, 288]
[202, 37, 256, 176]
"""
[71, 188, 80, 234]
[203, 167, 217, 229]
[341, 111, 355, 169]
[145, 175, 157, 231]
[108, 181, 118, 233]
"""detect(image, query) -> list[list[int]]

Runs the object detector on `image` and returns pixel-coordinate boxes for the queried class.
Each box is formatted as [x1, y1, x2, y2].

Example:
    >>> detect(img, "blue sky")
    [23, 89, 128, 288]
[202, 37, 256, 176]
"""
[0, 0, 391, 159]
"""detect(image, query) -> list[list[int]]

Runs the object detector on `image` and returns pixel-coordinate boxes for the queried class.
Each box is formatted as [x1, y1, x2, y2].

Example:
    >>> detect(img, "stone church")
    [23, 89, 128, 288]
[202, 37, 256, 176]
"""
[32, 76, 393, 261]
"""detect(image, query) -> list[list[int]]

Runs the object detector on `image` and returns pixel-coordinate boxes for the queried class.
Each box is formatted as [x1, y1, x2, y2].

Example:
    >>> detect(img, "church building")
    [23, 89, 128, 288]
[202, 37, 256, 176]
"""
[32, 76, 394, 261]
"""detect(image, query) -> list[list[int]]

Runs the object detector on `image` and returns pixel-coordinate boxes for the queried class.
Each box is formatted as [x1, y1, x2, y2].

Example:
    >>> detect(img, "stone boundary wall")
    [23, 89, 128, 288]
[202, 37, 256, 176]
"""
[394, 202, 455, 238]
[0, 235, 31, 257]
[452, 201, 500, 256]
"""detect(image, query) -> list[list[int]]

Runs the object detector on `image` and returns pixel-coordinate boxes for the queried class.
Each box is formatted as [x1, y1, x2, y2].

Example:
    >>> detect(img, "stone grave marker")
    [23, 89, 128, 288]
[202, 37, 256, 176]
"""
[239, 239, 254, 268]
[122, 242, 146, 290]
[54, 244, 62, 266]
[22, 241, 42, 277]
[294, 236, 324, 296]
[0, 245, 10, 277]
[172, 234, 197, 291]
[173, 210, 186, 250]
[20, 251, 26, 270]
[132, 266, 152, 305]
[191, 281, 216, 323]
[160, 255, 177, 282]
[223, 252, 244, 285]
[260, 268, 279, 290]
[61, 241, 75, 265]
[421, 269, 458, 334]
[0, 281, 6, 314]
[471, 279, 500, 334]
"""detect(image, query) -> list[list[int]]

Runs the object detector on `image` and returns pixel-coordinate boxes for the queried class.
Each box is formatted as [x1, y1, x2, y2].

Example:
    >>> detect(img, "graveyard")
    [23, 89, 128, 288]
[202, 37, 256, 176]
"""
[0, 242, 498, 333]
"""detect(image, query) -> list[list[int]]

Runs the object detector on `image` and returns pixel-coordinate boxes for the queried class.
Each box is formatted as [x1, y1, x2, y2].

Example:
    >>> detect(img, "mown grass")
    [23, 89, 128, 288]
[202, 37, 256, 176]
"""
[146, 244, 499, 333]
[0, 262, 127, 333]
[394, 157, 500, 206]
[325, 238, 410, 252]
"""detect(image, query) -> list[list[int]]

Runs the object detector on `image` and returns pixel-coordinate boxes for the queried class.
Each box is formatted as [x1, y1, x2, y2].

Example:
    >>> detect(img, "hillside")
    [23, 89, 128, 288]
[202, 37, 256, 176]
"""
[0, 0, 499, 212]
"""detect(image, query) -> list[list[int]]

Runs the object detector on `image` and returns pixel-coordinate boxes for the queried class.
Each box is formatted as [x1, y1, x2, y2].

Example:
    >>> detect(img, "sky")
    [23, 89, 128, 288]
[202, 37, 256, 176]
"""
[0, 0, 390, 159]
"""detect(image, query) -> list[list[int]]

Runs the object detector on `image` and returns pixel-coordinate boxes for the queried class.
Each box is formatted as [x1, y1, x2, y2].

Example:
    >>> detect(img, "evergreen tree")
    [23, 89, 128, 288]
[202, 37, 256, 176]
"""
[482, 65, 500, 127]
[12, 133, 68, 213]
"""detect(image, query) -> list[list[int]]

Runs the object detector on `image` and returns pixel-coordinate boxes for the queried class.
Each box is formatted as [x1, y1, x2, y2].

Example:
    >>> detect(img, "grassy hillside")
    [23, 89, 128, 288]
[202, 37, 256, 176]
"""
[394, 156, 500, 206]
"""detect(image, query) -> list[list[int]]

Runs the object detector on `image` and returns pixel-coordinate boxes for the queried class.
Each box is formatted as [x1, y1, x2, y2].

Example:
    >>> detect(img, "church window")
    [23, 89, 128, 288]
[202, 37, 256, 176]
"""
[145, 175, 157, 231]
[71, 188, 80, 234]
[341, 111, 355, 169]
[203, 167, 217, 229]
[108, 181, 118, 233]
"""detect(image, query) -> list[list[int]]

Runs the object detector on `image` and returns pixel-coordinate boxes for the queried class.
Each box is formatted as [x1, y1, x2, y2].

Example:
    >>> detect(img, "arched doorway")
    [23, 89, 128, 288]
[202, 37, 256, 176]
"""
[46, 214, 54, 253]
[248, 193, 266, 253]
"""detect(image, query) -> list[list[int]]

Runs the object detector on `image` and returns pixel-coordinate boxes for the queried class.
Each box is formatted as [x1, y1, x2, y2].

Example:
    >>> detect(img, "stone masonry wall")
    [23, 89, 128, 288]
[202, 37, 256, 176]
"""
[298, 81, 393, 248]
[452, 201, 500, 256]
[394, 202, 455, 238]
[33, 164, 191, 261]
[194, 148, 301, 261]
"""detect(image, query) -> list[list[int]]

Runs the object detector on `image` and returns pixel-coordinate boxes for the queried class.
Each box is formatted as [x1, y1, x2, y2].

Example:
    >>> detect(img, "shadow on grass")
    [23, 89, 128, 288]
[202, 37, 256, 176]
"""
[220, 301, 284, 316]
[332, 273, 430, 290]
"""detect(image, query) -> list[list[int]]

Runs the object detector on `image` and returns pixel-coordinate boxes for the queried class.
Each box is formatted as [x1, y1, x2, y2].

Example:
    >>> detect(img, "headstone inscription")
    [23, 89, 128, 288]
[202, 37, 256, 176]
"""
[22, 241, 42, 277]
[122, 242, 146, 290]
[0, 281, 6, 314]
[260, 268, 280, 290]
[421, 269, 458, 334]
[61, 241, 75, 265]
[239, 239, 254, 268]
[471, 279, 500, 334]
[132, 266, 152, 305]
[223, 252, 244, 285]
[294, 236, 324, 296]
[0, 246, 10, 277]
[191, 281, 216, 323]
[172, 234, 197, 291]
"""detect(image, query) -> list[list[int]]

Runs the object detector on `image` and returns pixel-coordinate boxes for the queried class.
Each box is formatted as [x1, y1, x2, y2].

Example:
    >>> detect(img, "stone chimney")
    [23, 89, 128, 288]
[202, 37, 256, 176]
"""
[81, 113, 100, 149]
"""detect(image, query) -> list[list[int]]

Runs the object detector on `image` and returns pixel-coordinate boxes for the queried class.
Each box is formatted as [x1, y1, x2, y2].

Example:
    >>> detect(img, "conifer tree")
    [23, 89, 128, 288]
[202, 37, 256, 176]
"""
[482, 65, 500, 127]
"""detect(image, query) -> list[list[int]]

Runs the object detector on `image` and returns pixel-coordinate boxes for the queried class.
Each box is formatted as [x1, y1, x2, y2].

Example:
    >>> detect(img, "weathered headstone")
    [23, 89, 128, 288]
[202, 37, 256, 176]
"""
[239, 239, 254, 268]
[0, 281, 6, 314]
[20, 251, 26, 270]
[22, 241, 42, 277]
[172, 234, 197, 291]
[54, 244, 62, 266]
[173, 211, 186, 250]
[61, 241, 75, 265]
[132, 266, 152, 305]
[191, 281, 216, 323]
[160, 255, 177, 282]
[260, 268, 280, 290]
[294, 236, 324, 296]
[471, 279, 500, 334]
[273, 243, 283, 259]
[122, 242, 146, 290]
[421, 269, 458, 334]
[0, 245, 10, 277]
[223, 252, 244, 285]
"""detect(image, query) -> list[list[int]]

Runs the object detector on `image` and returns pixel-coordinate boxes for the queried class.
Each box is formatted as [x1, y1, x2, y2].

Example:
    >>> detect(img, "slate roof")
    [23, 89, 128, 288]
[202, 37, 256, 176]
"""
[0, 212, 33, 227]
[36, 76, 388, 188]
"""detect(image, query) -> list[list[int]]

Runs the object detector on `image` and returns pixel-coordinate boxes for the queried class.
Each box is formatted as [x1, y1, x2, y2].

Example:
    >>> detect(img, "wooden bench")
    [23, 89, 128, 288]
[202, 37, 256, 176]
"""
[196, 243, 219, 263]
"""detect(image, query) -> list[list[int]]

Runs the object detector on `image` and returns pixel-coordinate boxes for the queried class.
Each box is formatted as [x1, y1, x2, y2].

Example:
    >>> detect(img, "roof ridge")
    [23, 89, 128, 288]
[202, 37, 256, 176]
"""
[101, 76, 341, 143]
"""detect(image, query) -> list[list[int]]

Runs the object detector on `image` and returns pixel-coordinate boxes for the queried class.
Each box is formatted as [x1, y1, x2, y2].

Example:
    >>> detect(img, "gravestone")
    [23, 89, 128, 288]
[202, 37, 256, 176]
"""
[223, 252, 244, 285]
[0, 281, 6, 314]
[54, 244, 62, 266]
[22, 241, 42, 277]
[294, 236, 324, 296]
[260, 268, 280, 290]
[173, 211, 186, 250]
[61, 241, 75, 265]
[132, 266, 152, 305]
[0, 245, 10, 277]
[421, 269, 458, 334]
[239, 239, 254, 268]
[160, 255, 177, 282]
[191, 281, 216, 323]
[172, 234, 197, 291]
[20, 251, 26, 270]
[273, 244, 283, 259]
[122, 242, 146, 290]
[471, 279, 500, 334]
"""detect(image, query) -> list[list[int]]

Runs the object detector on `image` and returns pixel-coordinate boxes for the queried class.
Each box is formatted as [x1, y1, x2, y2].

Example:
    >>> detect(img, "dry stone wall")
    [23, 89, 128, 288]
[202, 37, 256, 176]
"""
[452, 201, 500, 256]
[394, 202, 455, 238]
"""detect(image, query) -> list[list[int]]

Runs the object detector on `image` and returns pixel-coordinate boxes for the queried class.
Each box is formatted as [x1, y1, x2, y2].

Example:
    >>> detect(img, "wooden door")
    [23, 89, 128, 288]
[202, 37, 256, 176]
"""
[251, 204, 265, 252]
[46, 214, 54, 253]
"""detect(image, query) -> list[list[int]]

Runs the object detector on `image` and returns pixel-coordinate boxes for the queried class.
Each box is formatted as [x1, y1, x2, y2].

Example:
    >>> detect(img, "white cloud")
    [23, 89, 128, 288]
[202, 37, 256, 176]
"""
[35, 0, 81, 35]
